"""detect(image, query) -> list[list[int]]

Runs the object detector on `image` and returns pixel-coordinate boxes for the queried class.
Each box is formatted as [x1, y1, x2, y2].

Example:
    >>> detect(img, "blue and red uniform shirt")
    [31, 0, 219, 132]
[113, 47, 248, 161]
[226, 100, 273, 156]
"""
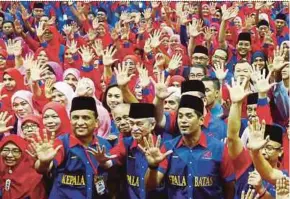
[158, 133, 235, 199]
[110, 136, 166, 199]
[50, 134, 112, 199]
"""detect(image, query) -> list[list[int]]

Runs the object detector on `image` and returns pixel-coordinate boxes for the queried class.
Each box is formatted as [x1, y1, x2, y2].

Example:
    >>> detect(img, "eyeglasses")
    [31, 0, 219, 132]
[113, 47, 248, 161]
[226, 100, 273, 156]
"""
[22, 124, 38, 130]
[189, 73, 205, 78]
[1, 149, 21, 157]
[263, 145, 281, 153]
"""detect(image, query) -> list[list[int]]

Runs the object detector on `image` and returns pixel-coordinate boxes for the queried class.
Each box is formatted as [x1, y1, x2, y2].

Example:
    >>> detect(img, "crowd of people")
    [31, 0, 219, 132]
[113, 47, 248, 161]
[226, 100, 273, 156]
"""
[0, 1, 289, 199]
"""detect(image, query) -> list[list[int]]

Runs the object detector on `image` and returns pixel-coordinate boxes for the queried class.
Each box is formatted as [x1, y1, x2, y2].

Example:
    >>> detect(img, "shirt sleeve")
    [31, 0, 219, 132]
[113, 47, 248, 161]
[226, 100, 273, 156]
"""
[53, 139, 65, 167]
[257, 97, 273, 124]
[273, 82, 289, 121]
[232, 147, 253, 180]
[164, 111, 177, 133]
[219, 145, 235, 182]
[110, 139, 127, 165]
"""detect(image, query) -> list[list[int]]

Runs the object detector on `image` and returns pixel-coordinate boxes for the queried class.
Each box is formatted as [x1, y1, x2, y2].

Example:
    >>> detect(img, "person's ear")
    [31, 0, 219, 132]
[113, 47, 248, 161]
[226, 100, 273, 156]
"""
[278, 147, 284, 158]
[150, 119, 156, 131]
[199, 116, 204, 126]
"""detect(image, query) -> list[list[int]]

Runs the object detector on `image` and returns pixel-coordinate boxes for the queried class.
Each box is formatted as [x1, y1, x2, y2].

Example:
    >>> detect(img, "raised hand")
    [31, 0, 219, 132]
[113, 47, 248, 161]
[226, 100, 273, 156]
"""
[150, 71, 173, 100]
[254, 69, 276, 93]
[114, 62, 135, 87]
[23, 53, 34, 70]
[213, 61, 228, 81]
[187, 20, 203, 38]
[263, 30, 274, 45]
[250, 64, 261, 84]
[20, 7, 31, 20]
[102, 46, 118, 66]
[36, 22, 46, 38]
[30, 61, 49, 82]
[5, 39, 16, 55]
[44, 79, 54, 99]
[255, 2, 265, 10]
[14, 19, 24, 35]
[248, 170, 263, 191]
[31, 130, 62, 163]
[92, 39, 103, 57]
[138, 134, 173, 167]
[247, 119, 269, 151]
[154, 53, 166, 67]
[143, 8, 152, 20]
[168, 54, 182, 71]
[144, 38, 153, 54]
[151, 2, 160, 9]
[209, 2, 217, 15]
[226, 77, 251, 103]
[221, 6, 239, 21]
[79, 46, 95, 64]
[47, 16, 56, 25]
[87, 28, 97, 41]
[137, 64, 150, 88]
[203, 27, 214, 41]
[150, 30, 162, 49]
[92, 17, 100, 29]
[87, 144, 117, 164]
[67, 40, 78, 54]
[0, 112, 13, 133]
[241, 189, 260, 199]
[276, 176, 290, 199]
[12, 40, 22, 57]
[273, 46, 288, 72]
[63, 24, 72, 36]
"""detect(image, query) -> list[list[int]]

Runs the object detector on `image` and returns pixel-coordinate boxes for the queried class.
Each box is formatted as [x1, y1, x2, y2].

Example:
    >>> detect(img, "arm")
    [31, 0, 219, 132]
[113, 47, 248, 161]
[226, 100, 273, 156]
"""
[120, 85, 139, 103]
[250, 150, 283, 185]
[273, 80, 289, 122]
[223, 181, 235, 199]
[145, 169, 165, 191]
[218, 20, 227, 49]
[153, 96, 166, 127]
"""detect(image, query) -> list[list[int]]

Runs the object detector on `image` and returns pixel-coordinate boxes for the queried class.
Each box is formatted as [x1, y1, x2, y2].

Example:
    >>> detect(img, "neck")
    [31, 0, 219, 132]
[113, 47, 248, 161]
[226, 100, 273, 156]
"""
[182, 128, 202, 148]
[78, 135, 93, 147]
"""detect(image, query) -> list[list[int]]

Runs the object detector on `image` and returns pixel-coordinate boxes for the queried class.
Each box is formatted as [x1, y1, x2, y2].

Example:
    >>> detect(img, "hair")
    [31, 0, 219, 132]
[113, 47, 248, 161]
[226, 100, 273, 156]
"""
[3, 20, 14, 27]
[194, 110, 203, 118]
[233, 60, 251, 72]
[102, 84, 122, 112]
[202, 77, 220, 90]
[215, 48, 228, 61]
[190, 65, 207, 75]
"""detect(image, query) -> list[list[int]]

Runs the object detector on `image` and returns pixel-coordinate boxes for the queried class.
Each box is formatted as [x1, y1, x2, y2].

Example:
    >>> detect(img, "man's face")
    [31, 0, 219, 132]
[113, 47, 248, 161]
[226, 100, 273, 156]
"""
[2, 23, 14, 35]
[191, 53, 209, 67]
[188, 67, 205, 80]
[246, 104, 257, 121]
[164, 95, 179, 112]
[236, 40, 251, 57]
[275, 19, 285, 31]
[178, 108, 203, 135]
[1, 143, 22, 167]
[0, 17, 4, 29]
[258, 25, 269, 37]
[203, 81, 218, 107]
[129, 118, 155, 141]
[234, 62, 251, 83]
[33, 8, 44, 19]
[97, 11, 107, 22]
[112, 105, 131, 136]
[212, 49, 227, 65]
[71, 110, 98, 138]
[261, 140, 283, 164]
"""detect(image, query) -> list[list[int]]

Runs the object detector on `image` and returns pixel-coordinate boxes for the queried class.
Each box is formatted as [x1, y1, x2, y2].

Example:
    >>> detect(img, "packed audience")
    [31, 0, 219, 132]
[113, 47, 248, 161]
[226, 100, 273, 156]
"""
[0, 1, 289, 199]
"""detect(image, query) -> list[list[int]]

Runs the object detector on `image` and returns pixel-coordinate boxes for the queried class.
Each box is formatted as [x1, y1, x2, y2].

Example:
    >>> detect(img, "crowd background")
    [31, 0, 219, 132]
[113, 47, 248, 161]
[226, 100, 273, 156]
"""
[0, 1, 289, 199]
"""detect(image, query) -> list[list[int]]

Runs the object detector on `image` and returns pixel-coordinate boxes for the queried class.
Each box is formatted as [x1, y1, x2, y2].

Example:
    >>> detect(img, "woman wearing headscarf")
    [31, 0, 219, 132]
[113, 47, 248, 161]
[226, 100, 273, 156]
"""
[251, 51, 269, 74]
[0, 135, 47, 199]
[50, 82, 75, 115]
[21, 115, 43, 141]
[42, 102, 71, 138]
[76, 78, 111, 138]
[0, 49, 14, 80]
[168, 75, 185, 88]
[11, 90, 39, 137]
[63, 68, 80, 91]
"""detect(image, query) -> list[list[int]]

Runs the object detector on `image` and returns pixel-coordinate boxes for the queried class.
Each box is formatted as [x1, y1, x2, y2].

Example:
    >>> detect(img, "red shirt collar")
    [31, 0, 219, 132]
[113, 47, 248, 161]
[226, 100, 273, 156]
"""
[69, 135, 99, 148]
[176, 132, 207, 148]
[203, 112, 211, 128]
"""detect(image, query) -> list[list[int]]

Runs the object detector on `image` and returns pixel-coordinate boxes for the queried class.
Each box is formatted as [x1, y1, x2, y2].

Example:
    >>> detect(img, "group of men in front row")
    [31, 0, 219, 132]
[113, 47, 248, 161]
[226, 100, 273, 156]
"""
[22, 78, 288, 199]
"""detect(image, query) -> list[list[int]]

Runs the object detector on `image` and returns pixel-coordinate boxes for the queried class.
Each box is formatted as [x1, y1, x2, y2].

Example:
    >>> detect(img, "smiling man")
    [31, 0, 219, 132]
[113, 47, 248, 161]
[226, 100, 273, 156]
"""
[34, 96, 113, 199]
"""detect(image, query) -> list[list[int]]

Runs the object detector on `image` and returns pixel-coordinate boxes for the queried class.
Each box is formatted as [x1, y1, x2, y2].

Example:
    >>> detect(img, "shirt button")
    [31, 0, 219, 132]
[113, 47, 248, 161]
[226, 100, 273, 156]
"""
[189, 174, 191, 176]
[141, 178, 144, 180]
[87, 161, 90, 164]
[190, 150, 193, 153]
[88, 188, 91, 190]
[189, 185, 191, 188]
[142, 166, 144, 169]
[189, 162, 192, 164]
[88, 175, 91, 177]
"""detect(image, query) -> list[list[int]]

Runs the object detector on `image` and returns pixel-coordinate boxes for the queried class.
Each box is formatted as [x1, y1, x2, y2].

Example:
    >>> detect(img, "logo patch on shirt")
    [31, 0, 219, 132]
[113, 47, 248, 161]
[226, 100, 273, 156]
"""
[61, 174, 85, 186]
[202, 151, 212, 159]
[127, 175, 139, 187]
[172, 155, 179, 158]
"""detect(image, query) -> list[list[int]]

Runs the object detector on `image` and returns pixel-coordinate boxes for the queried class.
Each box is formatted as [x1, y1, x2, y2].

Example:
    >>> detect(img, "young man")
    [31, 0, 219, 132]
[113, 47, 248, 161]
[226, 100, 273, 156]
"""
[32, 96, 114, 199]
[141, 95, 235, 199]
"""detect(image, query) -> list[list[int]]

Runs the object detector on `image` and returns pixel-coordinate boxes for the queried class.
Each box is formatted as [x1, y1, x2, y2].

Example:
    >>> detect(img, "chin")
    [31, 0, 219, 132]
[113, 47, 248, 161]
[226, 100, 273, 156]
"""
[5, 160, 16, 167]
[180, 131, 191, 135]
[132, 134, 142, 140]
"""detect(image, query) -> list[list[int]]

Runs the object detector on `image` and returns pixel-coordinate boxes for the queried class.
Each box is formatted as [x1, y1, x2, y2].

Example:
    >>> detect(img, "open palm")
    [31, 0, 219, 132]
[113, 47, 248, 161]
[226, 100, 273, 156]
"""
[226, 77, 251, 103]
[247, 119, 269, 151]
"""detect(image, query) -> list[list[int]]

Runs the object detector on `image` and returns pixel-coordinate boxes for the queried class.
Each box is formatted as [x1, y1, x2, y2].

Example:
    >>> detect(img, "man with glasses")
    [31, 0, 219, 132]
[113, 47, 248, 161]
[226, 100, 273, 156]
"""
[188, 65, 206, 81]
[191, 45, 209, 68]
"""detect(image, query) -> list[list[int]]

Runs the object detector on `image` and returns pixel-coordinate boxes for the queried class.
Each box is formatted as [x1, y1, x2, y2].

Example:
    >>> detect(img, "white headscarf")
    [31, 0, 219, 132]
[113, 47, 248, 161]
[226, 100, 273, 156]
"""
[53, 82, 75, 114]
[63, 68, 81, 80]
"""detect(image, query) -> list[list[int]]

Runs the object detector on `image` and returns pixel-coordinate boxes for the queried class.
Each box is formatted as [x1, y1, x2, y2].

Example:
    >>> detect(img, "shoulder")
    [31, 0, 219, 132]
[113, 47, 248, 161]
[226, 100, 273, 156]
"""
[96, 135, 112, 149]
[163, 135, 182, 150]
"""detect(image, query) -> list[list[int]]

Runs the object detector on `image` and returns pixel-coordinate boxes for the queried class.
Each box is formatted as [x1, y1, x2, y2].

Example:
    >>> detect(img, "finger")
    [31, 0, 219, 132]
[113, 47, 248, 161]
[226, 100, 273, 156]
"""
[163, 149, 173, 158]
[25, 149, 36, 158]
[155, 135, 161, 148]
[4, 114, 12, 124]
[138, 144, 147, 154]
[148, 134, 154, 148]
[241, 191, 245, 199]
[87, 147, 99, 154]
[43, 129, 48, 143]
[143, 136, 150, 149]
[149, 76, 156, 86]
[49, 131, 56, 145]
[55, 145, 63, 153]
[36, 130, 43, 144]
[101, 145, 106, 155]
